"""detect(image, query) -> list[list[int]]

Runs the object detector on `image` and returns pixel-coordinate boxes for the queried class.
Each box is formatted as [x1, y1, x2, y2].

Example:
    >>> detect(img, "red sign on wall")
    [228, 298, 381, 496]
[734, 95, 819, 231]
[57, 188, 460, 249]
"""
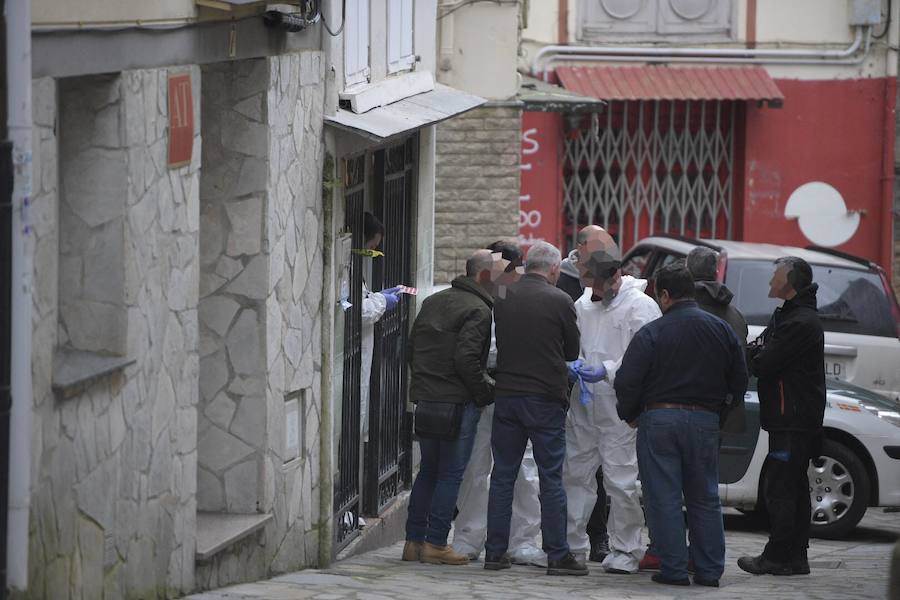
[167, 73, 194, 168]
[518, 112, 564, 251]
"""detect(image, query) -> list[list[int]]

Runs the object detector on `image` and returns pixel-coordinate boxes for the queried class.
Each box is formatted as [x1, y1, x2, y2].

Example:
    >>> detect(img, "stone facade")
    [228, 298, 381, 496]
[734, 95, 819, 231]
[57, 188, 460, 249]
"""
[28, 67, 201, 599]
[433, 105, 521, 283]
[26, 50, 327, 600]
[195, 52, 326, 589]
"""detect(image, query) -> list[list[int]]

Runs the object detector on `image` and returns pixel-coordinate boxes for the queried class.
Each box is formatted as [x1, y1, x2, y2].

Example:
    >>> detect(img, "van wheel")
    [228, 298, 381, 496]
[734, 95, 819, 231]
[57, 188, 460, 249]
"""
[808, 439, 870, 539]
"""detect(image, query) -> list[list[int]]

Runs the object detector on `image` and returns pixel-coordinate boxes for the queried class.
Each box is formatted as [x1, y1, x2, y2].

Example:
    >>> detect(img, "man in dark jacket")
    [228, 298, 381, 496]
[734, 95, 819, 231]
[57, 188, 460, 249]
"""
[687, 246, 749, 434]
[738, 257, 825, 576]
[615, 261, 747, 587]
[403, 250, 499, 565]
[485, 241, 586, 576]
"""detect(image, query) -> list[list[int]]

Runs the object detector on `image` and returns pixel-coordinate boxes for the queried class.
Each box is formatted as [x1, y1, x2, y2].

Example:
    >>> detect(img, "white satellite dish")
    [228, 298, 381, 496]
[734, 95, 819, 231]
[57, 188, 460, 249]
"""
[784, 181, 860, 247]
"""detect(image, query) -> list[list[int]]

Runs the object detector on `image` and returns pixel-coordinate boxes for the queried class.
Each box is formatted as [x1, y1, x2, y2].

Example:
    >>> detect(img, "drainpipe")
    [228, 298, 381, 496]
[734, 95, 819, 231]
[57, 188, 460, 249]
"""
[4, 0, 33, 594]
[533, 25, 869, 78]
[880, 78, 896, 279]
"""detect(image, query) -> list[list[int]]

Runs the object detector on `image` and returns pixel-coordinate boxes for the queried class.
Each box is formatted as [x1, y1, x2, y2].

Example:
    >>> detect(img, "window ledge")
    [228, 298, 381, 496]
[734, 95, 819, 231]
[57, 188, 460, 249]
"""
[52, 349, 135, 398]
[195, 512, 273, 561]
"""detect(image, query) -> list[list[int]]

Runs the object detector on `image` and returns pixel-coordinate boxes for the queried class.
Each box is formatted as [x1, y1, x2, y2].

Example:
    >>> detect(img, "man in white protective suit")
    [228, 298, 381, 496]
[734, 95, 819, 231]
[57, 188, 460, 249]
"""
[452, 240, 545, 567]
[360, 212, 402, 443]
[563, 225, 662, 574]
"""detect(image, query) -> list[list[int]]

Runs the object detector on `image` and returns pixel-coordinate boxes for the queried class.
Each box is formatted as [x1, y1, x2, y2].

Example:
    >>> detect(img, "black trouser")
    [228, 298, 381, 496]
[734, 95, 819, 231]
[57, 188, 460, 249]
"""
[586, 467, 608, 540]
[762, 431, 814, 563]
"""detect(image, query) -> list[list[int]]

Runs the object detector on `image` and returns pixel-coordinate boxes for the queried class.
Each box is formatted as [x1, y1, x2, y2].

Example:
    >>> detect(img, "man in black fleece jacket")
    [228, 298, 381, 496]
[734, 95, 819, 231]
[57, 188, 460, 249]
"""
[738, 256, 825, 577]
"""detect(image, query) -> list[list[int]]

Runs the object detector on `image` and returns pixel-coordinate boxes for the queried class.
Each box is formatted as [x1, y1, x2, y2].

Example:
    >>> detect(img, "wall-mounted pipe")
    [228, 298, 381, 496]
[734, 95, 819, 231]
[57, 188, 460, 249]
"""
[4, 0, 33, 594]
[533, 26, 869, 79]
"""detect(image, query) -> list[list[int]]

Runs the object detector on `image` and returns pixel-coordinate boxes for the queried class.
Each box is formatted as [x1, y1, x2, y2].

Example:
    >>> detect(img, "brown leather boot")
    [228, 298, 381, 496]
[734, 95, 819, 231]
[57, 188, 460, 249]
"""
[421, 542, 469, 565]
[402, 541, 423, 561]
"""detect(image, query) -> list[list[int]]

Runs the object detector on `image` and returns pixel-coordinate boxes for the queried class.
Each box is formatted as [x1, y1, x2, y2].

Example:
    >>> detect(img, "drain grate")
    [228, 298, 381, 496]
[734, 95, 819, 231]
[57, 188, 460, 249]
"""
[808, 560, 843, 569]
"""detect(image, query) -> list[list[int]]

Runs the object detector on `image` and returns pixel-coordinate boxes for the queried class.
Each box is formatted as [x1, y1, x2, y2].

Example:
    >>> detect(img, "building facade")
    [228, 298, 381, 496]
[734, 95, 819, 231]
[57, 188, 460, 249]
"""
[4, 0, 481, 597]
[517, 0, 899, 288]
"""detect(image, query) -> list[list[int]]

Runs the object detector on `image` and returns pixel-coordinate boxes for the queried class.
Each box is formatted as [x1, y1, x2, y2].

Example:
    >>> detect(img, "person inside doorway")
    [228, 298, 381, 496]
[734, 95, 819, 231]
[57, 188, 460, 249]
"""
[360, 212, 402, 443]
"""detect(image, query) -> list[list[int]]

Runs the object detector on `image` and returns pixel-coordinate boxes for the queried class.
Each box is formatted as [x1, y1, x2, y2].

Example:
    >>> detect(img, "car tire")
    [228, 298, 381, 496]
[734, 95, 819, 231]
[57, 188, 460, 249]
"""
[808, 439, 870, 540]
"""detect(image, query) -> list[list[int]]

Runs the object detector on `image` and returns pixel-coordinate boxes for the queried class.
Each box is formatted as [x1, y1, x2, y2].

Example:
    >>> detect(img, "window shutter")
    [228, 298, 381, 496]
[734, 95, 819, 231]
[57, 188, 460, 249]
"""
[345, 0, 370, 85]
[387, 0, 414, 73]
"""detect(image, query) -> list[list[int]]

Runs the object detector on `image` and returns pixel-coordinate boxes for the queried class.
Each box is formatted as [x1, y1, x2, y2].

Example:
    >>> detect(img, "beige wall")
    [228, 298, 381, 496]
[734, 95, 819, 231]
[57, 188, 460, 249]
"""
[436, 2, 520, 100]
[33, 0, 196, 26]
[522, 0, 899, 80]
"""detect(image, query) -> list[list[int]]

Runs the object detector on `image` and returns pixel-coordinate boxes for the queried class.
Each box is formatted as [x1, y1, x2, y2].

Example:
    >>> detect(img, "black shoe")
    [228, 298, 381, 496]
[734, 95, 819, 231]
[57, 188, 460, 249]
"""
[737, 555, 793, 576]
[589, 534, 610, 563]
[693, 576, 720, 587]
[791, 558, 810, 575]
[651, 573, 690, 586]
[547, 552, 589, 576]
[484, 554, 512, 571]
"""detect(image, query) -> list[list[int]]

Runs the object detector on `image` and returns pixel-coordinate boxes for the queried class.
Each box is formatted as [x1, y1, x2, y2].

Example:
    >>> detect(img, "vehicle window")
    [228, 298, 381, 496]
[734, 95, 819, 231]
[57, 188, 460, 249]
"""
[726, 260, 896, 337]
[621, 247, 653, 278]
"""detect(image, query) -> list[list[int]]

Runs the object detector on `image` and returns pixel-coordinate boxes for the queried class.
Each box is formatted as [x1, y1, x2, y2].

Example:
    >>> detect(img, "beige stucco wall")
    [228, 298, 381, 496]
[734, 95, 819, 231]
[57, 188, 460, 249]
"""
[32, 0, 196, 26]
[521, 0, 899, 80]
[436, 2, 520, 100]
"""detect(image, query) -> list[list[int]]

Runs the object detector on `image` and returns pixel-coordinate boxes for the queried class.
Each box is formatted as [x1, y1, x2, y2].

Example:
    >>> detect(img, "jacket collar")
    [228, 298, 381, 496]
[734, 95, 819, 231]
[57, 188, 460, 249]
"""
[664, 299, 697, 315]
[783, 283, 819, 312]
[450, 275, 494, 308]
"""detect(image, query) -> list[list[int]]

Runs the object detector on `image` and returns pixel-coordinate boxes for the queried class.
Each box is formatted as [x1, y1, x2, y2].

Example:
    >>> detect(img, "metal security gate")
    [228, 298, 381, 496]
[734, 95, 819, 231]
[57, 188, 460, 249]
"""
[334, 154, 366, 550]
[364, 136, 416, 516]
[563, 100, 736, 251]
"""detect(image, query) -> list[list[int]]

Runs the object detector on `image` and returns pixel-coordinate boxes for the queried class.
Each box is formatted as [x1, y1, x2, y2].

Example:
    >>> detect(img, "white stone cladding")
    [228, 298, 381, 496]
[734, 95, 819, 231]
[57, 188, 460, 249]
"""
[28, 67, 202, 599]
[433, 105, 521, 283]
[195, 51, 326, 590]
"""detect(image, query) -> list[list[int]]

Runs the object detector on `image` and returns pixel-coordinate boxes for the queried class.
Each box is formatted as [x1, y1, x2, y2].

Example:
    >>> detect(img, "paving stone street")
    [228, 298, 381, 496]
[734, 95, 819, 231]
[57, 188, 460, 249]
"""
[187, 508, 900, 600]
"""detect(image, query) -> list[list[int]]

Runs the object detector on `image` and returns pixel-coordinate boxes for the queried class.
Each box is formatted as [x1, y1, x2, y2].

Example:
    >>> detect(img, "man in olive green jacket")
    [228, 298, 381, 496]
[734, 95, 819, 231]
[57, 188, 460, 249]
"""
[403, 249, 502, 566]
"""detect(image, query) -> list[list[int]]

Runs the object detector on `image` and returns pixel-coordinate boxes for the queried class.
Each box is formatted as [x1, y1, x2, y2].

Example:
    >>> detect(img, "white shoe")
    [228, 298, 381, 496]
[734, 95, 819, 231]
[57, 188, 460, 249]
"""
[601, 551, 639, 574]
[511, 546, 548, 567]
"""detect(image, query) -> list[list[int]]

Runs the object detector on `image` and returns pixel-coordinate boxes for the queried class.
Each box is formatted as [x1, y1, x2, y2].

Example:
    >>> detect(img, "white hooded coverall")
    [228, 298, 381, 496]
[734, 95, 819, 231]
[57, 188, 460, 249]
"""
[360, 281, 388, 442]
[564, 276, 661, 572]
[452, 323, 544, 564]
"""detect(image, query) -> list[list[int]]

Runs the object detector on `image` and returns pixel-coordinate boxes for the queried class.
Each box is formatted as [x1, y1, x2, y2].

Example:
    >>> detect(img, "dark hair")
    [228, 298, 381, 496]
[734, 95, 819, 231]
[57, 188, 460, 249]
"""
[774, 256, 813, 291]
[486, 239, 522, 272]
[654, 260, 695, 300]
[364, 212, 385, 243]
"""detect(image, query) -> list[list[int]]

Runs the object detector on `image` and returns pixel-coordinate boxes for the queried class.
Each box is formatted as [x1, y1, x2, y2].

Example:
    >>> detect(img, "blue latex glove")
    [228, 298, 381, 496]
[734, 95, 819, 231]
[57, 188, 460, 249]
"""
[382, 285, 402, 295]
[578, 376, 592, 405]
[578, 363, 607, 383]
[383, 292, 400, 310]
[566, 359, 585, 382]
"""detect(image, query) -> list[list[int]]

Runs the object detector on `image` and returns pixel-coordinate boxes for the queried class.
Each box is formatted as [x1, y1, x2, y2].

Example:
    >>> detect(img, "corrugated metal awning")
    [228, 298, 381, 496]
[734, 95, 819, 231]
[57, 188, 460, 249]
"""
[556, 65, 784, 104]
[325, 84, 486, 141]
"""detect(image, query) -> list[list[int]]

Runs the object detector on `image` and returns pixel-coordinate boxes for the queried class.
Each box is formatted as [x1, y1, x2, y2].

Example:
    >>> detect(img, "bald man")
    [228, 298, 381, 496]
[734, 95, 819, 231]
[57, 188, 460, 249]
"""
[564, 226, 661, 573]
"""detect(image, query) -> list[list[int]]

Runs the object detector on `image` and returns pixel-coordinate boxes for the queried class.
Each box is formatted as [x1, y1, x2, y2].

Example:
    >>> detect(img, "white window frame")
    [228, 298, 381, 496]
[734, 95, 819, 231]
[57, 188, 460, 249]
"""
[387, 0, 415, 73]
[344, 0, 371, 86]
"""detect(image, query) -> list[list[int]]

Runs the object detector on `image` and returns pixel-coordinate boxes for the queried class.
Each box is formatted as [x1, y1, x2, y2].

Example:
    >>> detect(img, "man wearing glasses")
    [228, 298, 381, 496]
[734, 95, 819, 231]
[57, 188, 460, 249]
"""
[563, 226, 661, 574]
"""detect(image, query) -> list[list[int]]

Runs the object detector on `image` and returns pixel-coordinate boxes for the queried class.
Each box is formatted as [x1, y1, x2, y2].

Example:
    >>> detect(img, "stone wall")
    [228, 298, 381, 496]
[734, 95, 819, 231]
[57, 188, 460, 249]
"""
[433, 105, 521, 283]
[28, 67, 201, 599]
[195, 51, 326, 589]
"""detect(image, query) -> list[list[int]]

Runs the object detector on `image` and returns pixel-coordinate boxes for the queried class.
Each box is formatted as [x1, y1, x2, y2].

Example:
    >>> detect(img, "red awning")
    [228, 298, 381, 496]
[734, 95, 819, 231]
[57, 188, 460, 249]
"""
[556, 65, 784, 103]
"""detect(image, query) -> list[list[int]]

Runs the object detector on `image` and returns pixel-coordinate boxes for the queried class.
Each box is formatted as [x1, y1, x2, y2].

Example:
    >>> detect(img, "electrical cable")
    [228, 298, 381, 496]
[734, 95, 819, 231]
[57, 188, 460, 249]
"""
[873, 0, 892, 39]
[321, 0, 346, 36]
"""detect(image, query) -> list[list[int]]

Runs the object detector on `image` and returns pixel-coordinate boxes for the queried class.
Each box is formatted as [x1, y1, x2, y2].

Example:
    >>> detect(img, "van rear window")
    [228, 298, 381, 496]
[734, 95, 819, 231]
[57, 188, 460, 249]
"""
[726, 260, 897, 337]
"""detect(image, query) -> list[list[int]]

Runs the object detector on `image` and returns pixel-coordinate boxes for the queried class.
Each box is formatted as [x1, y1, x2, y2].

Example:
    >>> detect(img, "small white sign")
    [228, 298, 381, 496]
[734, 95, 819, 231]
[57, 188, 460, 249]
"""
[284, 398, 300, 462]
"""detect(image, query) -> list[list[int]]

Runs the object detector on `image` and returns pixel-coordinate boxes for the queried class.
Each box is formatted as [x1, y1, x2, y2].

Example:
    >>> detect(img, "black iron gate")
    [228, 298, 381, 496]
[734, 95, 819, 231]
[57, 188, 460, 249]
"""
[333, 137, 417, 550]
[364, 136, 416, 516]
[334, 154, 366, 550]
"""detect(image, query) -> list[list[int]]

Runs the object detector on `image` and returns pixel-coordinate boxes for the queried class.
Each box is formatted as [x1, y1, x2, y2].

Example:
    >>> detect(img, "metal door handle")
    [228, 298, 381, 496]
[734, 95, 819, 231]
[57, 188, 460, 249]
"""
[824, 344, 857, 357]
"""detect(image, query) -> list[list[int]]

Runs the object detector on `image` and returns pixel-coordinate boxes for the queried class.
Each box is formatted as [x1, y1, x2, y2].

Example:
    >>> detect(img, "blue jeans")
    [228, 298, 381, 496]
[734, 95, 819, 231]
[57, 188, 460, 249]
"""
[486, 396, 569, 561]
[406, 402, 480, 546]
[637, 408, 724, 581]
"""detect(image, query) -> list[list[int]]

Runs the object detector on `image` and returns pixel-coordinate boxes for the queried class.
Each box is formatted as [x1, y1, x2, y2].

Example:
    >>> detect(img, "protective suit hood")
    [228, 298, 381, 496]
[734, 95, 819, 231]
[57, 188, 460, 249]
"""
[582, 275, 649, 310]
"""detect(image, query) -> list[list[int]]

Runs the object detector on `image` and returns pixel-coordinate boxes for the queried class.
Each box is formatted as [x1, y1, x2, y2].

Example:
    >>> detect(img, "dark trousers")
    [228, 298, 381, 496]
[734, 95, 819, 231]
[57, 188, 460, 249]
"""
[486, 396, 569, 561]
[586, 467, 607, 539]
[763, 431, 814, 563]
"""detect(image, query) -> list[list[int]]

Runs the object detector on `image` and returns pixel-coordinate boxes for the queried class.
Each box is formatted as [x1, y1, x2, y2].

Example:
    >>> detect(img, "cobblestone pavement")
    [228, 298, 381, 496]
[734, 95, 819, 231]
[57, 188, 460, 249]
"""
[187, 509, 899, 600]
